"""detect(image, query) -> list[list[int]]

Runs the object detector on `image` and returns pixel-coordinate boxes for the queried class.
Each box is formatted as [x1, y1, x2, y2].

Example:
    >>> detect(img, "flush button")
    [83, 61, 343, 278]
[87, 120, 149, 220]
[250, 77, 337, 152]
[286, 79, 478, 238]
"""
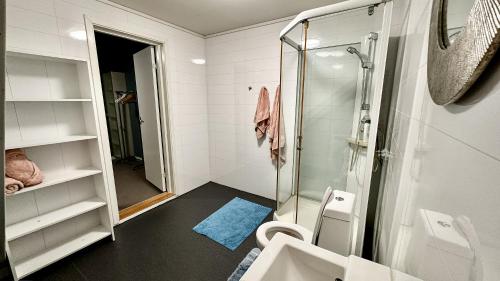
[335, 196, 344, 201]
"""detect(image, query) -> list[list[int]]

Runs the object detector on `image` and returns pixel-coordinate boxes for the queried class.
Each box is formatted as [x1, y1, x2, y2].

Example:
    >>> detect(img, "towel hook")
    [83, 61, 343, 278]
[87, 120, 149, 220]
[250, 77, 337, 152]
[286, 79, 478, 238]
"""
[248, 86, 252, 91]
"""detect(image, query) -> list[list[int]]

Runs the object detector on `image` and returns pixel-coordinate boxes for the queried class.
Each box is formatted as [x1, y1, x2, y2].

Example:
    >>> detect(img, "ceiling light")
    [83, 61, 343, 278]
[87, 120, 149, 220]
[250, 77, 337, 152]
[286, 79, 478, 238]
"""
[302, 39, 320, 49]
[315, 51, 345, 57]
[69, 30, 87, 41]
[191, 58, 206, 65]
[332, 64, 343, 69]
[315, 51, 330, 57]
[330, 51, 345, 57]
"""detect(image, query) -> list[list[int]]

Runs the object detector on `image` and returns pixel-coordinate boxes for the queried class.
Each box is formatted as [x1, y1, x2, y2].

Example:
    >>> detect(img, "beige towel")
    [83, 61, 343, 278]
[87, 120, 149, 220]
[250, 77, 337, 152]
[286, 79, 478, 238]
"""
[5, 177, 24, 195]
[254, 87, 270, 139]
[6, 149, 44, 187]
[269, 85, 286, 163]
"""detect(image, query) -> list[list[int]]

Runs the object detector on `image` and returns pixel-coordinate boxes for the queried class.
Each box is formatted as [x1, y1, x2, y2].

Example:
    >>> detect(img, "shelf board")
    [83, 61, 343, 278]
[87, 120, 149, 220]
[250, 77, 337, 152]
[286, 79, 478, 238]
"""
[8, 167, 102, 196]
[7, 49, 87, 63]
[347, 137, 368, 148]
[6, 98, 92, 102]
[6, 135, 97, 149]
[14, 226, 111, 279]
[6, 197, 107, 241]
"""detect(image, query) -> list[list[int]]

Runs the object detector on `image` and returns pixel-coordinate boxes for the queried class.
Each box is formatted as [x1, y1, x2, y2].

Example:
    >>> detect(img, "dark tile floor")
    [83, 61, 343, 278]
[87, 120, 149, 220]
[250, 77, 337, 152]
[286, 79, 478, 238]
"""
[21, 182, 276, 281]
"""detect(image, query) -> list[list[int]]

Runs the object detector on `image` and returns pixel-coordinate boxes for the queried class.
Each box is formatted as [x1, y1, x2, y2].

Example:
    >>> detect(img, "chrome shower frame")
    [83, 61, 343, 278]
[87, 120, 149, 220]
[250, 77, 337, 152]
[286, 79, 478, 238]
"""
[276, 0, 393, 256]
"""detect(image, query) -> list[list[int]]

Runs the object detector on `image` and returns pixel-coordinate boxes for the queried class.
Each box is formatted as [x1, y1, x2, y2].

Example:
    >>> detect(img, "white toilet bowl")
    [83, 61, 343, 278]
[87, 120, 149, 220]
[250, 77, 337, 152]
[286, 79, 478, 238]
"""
[256, 221, 312, 250]
[256, 188, 356, 255]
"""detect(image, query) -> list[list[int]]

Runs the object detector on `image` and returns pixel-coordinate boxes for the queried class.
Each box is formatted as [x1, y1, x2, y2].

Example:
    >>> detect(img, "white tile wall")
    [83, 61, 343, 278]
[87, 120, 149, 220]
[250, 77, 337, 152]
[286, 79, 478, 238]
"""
[6, 0, 210, 196]
[379, 0, 500, 280]
[205, 22, 286, 199]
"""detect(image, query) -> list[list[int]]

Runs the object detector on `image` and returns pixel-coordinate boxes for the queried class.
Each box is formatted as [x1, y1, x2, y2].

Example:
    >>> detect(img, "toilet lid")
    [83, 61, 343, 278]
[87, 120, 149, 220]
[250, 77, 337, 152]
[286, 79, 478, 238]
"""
[311, 187, 333, 245]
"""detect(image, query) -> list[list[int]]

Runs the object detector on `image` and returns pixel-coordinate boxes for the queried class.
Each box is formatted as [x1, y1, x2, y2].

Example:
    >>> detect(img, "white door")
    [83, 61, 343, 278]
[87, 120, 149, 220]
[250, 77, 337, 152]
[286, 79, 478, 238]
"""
[133, 46, 166, 192]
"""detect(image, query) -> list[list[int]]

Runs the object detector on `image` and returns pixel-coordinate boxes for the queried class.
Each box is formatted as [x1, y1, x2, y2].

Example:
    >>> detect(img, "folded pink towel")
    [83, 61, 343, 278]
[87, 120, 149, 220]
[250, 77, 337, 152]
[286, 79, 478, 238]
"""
[254, 87, 270, 139]
[5, 177, 24, 195]
[5, 149, 43, 187]
[269, 85, 286, 163]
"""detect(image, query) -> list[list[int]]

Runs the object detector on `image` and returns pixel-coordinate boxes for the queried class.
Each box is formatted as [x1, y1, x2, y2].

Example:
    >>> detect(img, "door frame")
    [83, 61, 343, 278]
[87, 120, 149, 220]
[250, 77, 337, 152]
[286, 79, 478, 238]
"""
[84, 16, 176, 225]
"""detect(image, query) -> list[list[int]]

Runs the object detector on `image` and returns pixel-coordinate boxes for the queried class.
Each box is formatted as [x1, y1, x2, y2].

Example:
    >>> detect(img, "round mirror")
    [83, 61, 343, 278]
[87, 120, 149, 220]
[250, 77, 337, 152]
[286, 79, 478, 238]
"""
[445, 0, 475, 45]
[427, 0, 500, 105]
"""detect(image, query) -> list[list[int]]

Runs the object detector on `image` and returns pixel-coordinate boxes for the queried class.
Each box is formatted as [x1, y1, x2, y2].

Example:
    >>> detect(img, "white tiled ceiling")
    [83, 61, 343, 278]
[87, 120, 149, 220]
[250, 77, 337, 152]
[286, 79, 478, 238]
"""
[108, 0, 346, 36]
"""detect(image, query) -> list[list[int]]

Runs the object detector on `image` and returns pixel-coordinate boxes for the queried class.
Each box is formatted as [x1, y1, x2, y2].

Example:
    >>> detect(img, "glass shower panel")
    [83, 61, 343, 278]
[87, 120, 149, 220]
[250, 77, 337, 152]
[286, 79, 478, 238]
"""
[295, 8, 382, 230]
[296, 44, 360, 229]
[300, 45, 360, 196]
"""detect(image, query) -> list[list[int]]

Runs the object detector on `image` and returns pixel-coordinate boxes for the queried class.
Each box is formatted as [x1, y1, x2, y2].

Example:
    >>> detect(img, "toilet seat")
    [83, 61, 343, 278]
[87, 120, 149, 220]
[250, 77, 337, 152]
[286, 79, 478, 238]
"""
[256, 221, 312, 250]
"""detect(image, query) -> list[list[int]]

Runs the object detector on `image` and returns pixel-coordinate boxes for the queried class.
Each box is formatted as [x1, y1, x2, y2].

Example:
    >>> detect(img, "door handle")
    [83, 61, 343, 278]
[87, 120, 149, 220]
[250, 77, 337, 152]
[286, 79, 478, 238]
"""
[139, 116, 145, 125]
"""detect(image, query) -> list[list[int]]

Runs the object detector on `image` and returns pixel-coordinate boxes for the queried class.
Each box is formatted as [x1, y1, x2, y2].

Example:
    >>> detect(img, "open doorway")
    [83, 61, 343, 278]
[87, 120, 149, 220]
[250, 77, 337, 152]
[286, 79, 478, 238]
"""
[94, 31, 172, 220]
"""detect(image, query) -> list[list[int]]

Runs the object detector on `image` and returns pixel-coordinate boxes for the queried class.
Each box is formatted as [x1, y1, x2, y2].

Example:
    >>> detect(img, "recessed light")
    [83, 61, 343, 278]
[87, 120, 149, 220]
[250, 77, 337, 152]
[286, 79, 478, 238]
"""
[315, 51, 345, 57]
[302, 39, 320, 49]
[332, 64, 343, 69]
[69, 30, 87, 41]
[191, 58, 206, 65]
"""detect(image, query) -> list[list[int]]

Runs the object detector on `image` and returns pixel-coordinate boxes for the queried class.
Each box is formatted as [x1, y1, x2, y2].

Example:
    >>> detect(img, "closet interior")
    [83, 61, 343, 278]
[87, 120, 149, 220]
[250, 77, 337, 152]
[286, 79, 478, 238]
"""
[94, 32, 167, 214]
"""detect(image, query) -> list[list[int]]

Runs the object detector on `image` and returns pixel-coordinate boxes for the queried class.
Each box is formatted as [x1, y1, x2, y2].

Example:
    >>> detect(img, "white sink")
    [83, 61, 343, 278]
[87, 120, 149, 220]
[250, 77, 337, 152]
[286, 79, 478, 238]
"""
[241, 232, 416, 281]
[241, 232, 347, 281]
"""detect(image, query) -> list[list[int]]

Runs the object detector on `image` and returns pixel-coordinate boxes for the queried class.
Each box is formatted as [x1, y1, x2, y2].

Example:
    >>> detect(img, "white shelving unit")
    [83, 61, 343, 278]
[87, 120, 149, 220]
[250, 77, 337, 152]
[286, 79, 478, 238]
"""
[5, 50, 115, 280]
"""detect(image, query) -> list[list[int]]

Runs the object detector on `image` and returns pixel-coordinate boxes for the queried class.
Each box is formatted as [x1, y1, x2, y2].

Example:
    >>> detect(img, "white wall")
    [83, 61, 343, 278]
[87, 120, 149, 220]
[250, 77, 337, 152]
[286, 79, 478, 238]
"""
[379, 0, 500, 280]
[6, 0, 211, 196]
[205, 22, 285, 199]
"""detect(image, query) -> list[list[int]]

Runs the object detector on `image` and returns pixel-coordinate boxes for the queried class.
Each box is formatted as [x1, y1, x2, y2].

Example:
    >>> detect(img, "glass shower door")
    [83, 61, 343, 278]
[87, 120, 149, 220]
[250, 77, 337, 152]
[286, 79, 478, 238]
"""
[296, 44, 360, 229]
[275, 25, 303, 223]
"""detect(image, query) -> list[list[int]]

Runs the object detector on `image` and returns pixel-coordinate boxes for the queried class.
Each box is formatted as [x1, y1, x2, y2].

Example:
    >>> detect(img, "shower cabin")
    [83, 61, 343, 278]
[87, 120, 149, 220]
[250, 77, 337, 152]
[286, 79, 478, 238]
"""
[275, 0, 392, 255]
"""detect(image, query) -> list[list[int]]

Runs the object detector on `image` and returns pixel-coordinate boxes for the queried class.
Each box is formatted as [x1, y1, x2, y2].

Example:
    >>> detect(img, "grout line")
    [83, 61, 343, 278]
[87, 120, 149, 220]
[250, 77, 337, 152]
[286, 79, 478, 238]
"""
[72, 262, 89, 281]
[425, 121, 500, 163]
[396, 110, 500, 163]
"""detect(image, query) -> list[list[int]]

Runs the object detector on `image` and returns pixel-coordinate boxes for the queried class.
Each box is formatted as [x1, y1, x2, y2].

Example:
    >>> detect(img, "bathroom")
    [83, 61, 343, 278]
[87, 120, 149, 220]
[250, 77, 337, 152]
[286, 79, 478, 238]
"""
[1, 0, 498, 280]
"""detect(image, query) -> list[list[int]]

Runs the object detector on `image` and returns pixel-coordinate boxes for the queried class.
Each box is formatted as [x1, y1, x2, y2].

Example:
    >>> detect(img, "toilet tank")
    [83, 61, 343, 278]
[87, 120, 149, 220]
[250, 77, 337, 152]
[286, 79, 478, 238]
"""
[317, 190, 355, 256]
[406, 209, 474, 281]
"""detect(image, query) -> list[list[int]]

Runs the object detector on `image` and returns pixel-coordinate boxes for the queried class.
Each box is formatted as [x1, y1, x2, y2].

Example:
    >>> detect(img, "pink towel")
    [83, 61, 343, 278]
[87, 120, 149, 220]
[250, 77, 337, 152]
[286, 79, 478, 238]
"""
[5, 149, 43, 187]
[5, 177, 24, 195]
[254, 87, 270, 139]
[269, 85, 286, 163]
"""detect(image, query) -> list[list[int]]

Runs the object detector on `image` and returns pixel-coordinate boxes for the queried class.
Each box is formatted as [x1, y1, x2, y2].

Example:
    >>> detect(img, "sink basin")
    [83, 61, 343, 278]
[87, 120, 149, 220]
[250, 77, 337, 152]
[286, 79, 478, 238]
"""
[241, 232, 347, 281]
[241, 232, 411, 281]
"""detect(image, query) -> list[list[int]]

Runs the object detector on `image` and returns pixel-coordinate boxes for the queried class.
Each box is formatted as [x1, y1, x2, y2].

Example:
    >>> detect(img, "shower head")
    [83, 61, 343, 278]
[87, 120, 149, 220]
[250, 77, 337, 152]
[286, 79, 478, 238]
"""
[347, 47, 372, 69]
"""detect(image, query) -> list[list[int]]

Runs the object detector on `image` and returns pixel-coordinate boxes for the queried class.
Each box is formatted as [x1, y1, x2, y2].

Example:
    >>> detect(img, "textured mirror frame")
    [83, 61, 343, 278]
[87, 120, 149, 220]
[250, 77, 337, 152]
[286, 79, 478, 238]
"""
[428, 0, 500, 105]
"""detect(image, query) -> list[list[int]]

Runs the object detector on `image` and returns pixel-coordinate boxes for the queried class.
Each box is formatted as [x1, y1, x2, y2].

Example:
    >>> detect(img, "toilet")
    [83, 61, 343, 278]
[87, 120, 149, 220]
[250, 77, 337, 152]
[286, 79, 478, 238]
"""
[256, 187, 355, 256]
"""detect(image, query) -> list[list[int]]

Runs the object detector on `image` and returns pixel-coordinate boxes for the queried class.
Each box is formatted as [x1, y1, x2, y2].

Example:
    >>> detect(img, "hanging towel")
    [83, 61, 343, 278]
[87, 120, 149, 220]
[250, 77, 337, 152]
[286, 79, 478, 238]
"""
[5, 149, 44, 187]
[4, 177, 24, 195]
[269, 85, 286, 164]
[253, 87, 270, 139]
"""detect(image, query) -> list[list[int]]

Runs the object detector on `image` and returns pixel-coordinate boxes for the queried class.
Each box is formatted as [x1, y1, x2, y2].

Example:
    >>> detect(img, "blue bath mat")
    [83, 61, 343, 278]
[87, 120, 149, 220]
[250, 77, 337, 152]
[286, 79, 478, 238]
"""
[193, 197, 272, 251]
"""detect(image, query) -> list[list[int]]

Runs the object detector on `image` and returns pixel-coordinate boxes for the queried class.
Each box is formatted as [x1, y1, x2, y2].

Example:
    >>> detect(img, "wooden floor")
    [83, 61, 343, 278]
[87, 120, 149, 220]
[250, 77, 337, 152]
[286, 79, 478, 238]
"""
[119, 192, 175, 220]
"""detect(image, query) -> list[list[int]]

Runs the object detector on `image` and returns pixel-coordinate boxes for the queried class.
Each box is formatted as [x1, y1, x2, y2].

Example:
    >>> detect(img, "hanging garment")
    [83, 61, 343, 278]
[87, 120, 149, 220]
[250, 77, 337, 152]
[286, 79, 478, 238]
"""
[254, 87, 270, 139]
[269, 85, 286, 164]
[5, 149, 44, 187]
[4, 177, 24, 195]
